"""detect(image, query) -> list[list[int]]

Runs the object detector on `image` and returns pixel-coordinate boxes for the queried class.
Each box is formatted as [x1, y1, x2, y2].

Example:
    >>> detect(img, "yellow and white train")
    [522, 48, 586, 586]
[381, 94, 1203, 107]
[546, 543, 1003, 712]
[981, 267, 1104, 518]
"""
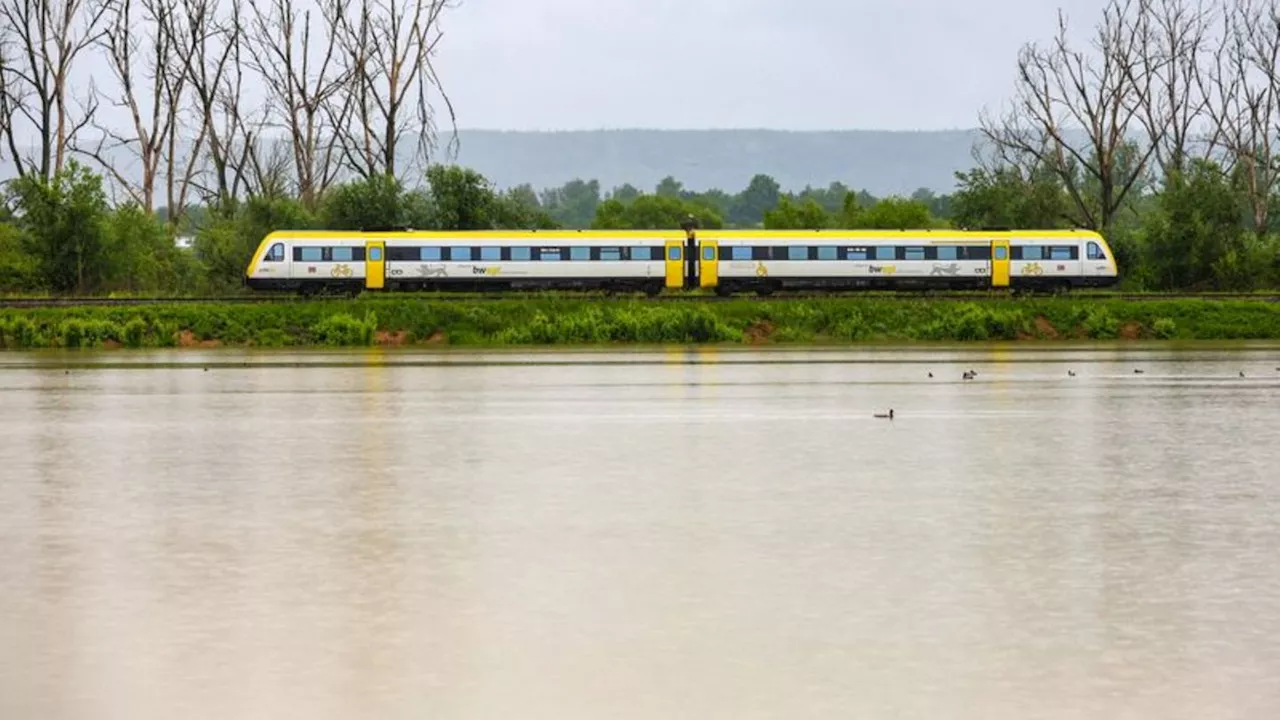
[244, 228, 1119, 295]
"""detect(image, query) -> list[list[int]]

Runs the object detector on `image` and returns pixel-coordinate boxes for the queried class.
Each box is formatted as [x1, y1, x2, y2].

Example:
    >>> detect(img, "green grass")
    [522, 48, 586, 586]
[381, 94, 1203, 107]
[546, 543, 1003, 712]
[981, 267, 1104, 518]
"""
[4, 297, 1280, 349]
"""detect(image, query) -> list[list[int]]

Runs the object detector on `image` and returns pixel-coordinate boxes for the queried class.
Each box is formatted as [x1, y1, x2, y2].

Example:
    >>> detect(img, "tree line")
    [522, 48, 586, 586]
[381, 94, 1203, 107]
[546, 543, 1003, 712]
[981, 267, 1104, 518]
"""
[2, 0, 1280, 294]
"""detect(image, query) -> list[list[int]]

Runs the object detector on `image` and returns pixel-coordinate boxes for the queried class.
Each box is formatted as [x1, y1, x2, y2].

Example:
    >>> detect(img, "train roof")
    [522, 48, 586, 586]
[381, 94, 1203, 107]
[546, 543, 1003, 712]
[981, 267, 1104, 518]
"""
[261, 228, 1105, 241]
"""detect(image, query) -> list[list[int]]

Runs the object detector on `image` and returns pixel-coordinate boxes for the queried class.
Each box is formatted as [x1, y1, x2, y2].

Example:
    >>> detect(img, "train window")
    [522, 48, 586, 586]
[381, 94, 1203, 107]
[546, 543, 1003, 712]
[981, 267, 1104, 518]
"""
[668, 246, 681, 261]
[817, 246, 837, 261]
[787, 246, 807, 261]
[600, 247, 621, 261]
[570, 246, 590, 261]
[265, 243, 285, 262]
[994, 246, 1007, 260]
[1020, 245, 1044, 260]
[333, 246, 354, 262]
[368, 247, 381, 261]
[300, 247, 322, 262]
[731, 246, 752, 261]
[702, 246, 716, 261]
[511, 247, 531, 261]
[1088, 242, 1106, 260]
[387, 246, 416, 261]
[480, 246, 500, 261]
[451, 247, 474, 261]
[875, 246, 894, 260]
[937, 246, 957, 261]
[846, 248, 868, 260]
[905, 247, 925, 261]
[421, 247, 441, 261]
[963, 245, 992, 260]
[541, 248, 562, 261]
[628, 246, 650, 260]
[1050, 246, 1073, 260]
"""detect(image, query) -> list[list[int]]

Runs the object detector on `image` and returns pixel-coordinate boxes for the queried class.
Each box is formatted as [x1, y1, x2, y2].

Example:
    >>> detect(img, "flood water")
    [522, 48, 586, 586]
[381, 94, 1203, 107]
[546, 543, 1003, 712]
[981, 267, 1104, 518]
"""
[2, 343, 1280, 720]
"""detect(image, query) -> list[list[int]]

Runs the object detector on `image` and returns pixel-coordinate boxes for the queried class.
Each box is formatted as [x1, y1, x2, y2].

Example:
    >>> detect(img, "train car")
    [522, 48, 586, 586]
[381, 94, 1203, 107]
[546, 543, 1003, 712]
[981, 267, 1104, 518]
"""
[244, 229, 688, 295]
[696, 229, 1118, 294]
[244, 227, 1118, 295]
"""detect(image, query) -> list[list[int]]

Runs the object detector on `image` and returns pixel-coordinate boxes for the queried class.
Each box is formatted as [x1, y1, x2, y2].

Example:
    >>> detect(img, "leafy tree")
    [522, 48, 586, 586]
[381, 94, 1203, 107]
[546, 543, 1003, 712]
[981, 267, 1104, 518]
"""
[655, 176, 684, 198]
[842, 195, 937, 229]
[764, 196, 830, 229]
[6, 160, 111, 293]
[320, 174, 410, 230]
[493, 186, 558, 230]
[425, 165, 500, 230]
[0, 223, 41, 292]
[592, 194, 723, 230]
[949, 166, 1067, 230]
[195, 195, 314, 291]
[795, 182, 852, 215]
[1141, 160, 1254, 290]
[608, 183, 641, 203]
[729, 174, 781, 226]
[541, 179, 601, 228]
[687, 188, 733, 217]
[103, 204, 190, 293]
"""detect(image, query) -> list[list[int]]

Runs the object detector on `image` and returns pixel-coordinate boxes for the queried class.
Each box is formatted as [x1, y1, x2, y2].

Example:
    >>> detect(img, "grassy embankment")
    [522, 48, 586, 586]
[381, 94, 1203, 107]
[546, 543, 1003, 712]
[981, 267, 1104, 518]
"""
[4, 297, 1280, 349]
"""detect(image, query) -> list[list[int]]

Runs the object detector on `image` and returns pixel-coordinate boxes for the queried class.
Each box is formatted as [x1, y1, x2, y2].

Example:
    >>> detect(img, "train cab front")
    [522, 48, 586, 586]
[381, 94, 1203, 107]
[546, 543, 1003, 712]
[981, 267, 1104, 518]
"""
[245, 240, 291, 291]
[1084, 235, 1120, 287]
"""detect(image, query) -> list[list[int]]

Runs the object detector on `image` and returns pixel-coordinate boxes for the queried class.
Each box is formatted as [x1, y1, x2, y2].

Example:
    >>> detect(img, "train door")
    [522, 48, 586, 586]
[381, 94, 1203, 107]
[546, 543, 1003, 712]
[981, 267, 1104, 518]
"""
[664, 240, 683, 289]
[990, 239, 1010, 288]
[365, 240, 385, 290]
[699, 240, 719, 289]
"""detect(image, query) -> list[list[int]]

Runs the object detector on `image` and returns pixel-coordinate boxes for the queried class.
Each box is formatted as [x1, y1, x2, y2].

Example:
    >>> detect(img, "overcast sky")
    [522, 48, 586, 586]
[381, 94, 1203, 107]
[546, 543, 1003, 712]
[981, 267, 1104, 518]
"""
[431, 0, 1113, 131]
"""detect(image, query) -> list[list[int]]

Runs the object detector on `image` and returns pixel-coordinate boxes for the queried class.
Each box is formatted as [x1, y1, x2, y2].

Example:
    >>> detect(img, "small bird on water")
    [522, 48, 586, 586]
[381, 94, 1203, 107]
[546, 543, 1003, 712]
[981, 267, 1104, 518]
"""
[1133, 369, 1145, 374]
[1068, 370, 1076, 377]
[928, 372, 933, 378]
[874, 409, 895, 420]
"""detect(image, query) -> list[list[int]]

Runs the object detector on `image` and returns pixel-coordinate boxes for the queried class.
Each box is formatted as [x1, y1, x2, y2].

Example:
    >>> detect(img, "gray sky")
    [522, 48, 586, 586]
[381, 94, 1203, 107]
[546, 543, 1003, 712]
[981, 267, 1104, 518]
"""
[433, 0, 1112, 130]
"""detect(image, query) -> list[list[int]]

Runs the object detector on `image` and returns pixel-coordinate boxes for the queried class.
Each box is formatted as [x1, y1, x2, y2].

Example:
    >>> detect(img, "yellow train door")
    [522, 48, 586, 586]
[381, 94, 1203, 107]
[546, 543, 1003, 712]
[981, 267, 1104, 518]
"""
[365, 241, 385, 290]
[991, 239, 1010, 288]
[699, 240, 719, 289]
[664, 240, 683, 289]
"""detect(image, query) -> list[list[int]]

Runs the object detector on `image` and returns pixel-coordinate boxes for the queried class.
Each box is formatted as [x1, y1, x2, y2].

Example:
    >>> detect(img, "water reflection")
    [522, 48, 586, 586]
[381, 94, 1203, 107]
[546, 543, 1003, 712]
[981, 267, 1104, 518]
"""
[1, 344, 1279, 719]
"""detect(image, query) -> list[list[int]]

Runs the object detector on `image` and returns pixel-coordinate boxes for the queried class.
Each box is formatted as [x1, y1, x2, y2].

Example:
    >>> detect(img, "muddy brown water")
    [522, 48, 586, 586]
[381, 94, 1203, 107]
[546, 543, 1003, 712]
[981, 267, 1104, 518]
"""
[2, 344, 1279, 720]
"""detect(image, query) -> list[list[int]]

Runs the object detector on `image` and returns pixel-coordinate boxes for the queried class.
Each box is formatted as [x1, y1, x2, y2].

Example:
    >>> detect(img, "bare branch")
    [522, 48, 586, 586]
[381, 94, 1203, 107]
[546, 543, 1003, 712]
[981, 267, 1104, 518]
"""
[1200, 0, 1279, 234]
[980, 0, 1159, 234]
[327, 0, 459, 180]
[0, 0, 113, 181]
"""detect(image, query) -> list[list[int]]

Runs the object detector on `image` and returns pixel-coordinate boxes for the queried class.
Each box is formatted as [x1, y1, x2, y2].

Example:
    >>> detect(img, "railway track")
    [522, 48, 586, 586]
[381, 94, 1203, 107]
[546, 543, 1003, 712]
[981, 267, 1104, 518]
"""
[3, 292, 1280, 308]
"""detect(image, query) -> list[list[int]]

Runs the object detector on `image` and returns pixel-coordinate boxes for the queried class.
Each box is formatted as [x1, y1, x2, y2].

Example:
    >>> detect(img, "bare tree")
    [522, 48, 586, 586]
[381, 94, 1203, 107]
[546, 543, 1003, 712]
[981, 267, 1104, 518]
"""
[0, 0, 113, 181]
[980, 0, 1158, 234]
[78, 0, 188, 213]
[1202, 0, 1279, 235]
[169, 0, 261, 209]
[1128, 0, 1213, 180]
[327, 0, 458, 180]
[245, 0, 348, 208]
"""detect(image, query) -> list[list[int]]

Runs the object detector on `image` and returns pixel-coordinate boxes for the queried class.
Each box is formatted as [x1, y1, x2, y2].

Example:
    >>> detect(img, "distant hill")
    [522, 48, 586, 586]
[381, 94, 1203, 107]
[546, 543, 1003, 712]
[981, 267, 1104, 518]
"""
[446, 129, 985, 196]
[0, 129, 989, 198]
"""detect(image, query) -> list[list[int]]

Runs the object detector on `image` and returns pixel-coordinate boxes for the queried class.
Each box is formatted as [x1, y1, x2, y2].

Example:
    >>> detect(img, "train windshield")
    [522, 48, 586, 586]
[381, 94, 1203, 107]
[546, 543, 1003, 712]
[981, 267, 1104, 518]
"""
[1087, 242, 1107, 260]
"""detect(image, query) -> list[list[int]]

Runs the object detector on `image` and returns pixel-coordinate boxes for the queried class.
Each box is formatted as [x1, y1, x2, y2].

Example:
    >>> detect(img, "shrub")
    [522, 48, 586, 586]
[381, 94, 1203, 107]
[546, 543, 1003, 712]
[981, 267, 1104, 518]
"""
[123, 317, 148, 347]
[311, 311, 376, 345]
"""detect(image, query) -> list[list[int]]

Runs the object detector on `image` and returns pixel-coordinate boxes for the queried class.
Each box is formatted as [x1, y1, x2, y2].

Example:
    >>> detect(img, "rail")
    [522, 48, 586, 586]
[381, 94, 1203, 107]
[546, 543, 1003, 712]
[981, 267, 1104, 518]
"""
[3, 291, 1280, 308]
